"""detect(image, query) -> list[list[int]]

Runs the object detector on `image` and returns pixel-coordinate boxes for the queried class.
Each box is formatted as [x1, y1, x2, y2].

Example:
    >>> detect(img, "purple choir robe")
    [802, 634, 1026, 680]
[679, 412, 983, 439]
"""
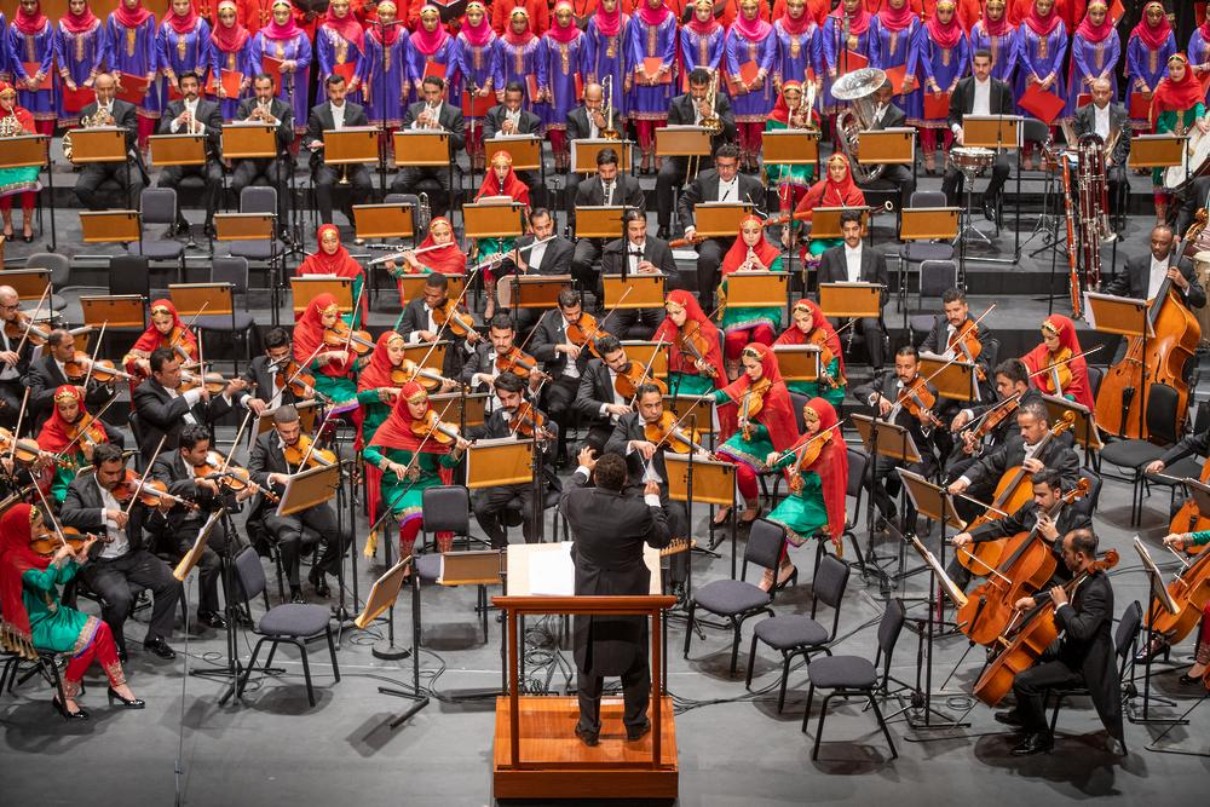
[250, 30, 311, 131]
[1015, 22, 1068, 122]
[773, 20, 823, 89]
[679, 25, 725, 76]
[208, 42, 255, 121]
[105, 13, 161, 118]
[820, 17, 871, 113]
[969, 22, 1019, 84]
[364, 33, 411, 128]
[627, 14, 677, 120]
[157, 20, 213, 107]
[7, 19, 55, 121]
[406, 37, 461, 102]
[869, 16, 922, 122]
[1190, 29, 1210, 105]
[1066, 33, 1121, 116]
[55, 17, 108, 126]
[0, 15, 8, 81]
[583, 16, 631, 119]
[455, 31, 500, 114]
[916, 31, 969, 126]
[317, 24, 368, 104]
[494, 36, 546, 114]
[724, 27, 777, 121]
[539, 32, 585, 131]
[1125, 32, 1177, 125]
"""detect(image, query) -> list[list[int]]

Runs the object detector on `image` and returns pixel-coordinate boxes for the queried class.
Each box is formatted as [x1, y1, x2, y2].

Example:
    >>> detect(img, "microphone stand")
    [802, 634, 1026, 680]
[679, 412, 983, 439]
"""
[467, 77, 480, 192]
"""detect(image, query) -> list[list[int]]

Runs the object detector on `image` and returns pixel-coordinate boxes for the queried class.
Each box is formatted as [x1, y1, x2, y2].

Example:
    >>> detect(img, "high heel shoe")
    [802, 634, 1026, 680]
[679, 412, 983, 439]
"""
[22, 230, 33, 243]
[52, 697, 90, 721]
[107, 687, 146, 709]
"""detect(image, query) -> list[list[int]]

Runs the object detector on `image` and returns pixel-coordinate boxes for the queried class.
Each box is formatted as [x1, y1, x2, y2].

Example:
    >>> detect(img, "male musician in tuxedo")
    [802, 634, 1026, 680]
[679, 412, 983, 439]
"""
[247, 405, 351, 602]
[531, 289, 594, 464]
[575, 334, 646, 452]
[131, 347, 249, 460]
[230, 73, 295, 228]
[65, 444, 181, 662]
[853, 346, 942, 531]
[941, 49, 1014, 222]
[600, 209, 674, 339]
[677, 144, 764, 312]
[1072, 77, 1130, 228]
[466, 371, 560, 547]
[494, 208, 575, 328]
[656, 67, 737, 240]
[156, 71, 224, 237]
[240, 327, 320, 418]
[392, 75, 466, 218]
[570, 148, 645, 290]
[858, 80, 916, 210]
[462, 313, 539, 407]
[917, 287, 996, 455]
[816, 210, 890, 369]
[0, 285, 35, 429]
[24, 328, 116, 432]
[396, 273, 479, 379]
[1103, 223, 1204, 308]
[564, 82, 624, 207]
[302, 73, 372, 227]
[484, 81, 543, 197]
[146, 425, 254, 630]
[74, 73, 147, 211]
[946, 468, 1089, 593]
[562, 448, 670, 746]
[997, 529, 1125, 756]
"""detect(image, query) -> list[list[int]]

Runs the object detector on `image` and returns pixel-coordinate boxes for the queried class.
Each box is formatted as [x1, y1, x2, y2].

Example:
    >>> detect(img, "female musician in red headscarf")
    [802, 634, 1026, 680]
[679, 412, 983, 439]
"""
[1150, 53, 1209, 223]
[296, 224, 369, 327]
[123, 299, 200, 382]
[654, 289, 726, 397]
[775, 298, 846, 406]
[708, 343, 800, 525]
[477, 150, 531, 318]
[0, 82, 40, 243]
[386, 216, 466, 282]
[0, 503, 144, 719]
[765, 81, 819, 213]
[293, 292, 358, 403]
[37, 385, 114, 504]
[1021, 314, 1094, 409]
[787, 152, 866, 259]
[717, 215, 784, 375]
[765, 396, 847, 589]
[363, 381, 469, 561]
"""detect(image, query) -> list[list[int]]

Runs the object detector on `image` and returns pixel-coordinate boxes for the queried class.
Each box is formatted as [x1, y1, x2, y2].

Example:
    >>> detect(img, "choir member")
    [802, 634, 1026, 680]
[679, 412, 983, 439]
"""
[540, 2, 585, 173]
[54, 0, 107, 129]
[1017, 0, 1069, 151]
[392, 75, 466, 219]
[250, 0, 312, 134]
[456, 1, 498, 168]
[209, 0, 253, 120]
[680, 0, 726, 79]
[970, 0, 1019, 84]
[1067, 1, 1120, 117]
[496, 9, 545, 115]
[105, 0, 160, 151]
[583, 0, 631, 122]
[772, 0, 822, 96]
[238, 0, 274, 34]
[303, 73, 372, 226]
[407, 5, 460, 101]
[317, 0, 367, 104]
[1190, 13, 1210, 93]
[7, 0, 54, 136]
[491, 0, 549, 35]
[725, 0, 778, 173]
[869, 0, 922, 134]
[917, 0, 969, 173]
[1126, 1, 1177, 129]
[628, 0, 677, 175]
[821, 0, 872, 118]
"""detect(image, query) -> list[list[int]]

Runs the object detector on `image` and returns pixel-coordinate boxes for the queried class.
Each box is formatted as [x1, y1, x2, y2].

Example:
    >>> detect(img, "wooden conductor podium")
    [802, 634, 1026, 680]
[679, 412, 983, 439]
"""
[857, 127, 916, 165]
[148, 133, 206, 166]
[485, 134, 541, 171]
[762, 129, 819, 166]
[491, 594, 678, 800]
[66, 127, 127, 164]
[79, 210, 140, 243]
[693, 202, 754, 238]
[221, 123, 277, 159]
[323, 126, 379, 166]
[393, 130, 452, 165]
[464, 201, 525, 240]
[575, 205, 624, 239]
[1129, 134, 1185, 170]
[571, 138, 633, 173]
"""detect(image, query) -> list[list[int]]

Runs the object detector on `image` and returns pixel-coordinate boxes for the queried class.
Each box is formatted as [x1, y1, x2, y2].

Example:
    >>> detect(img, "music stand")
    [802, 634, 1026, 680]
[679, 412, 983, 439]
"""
[664, 394, 716, 441]
[291, 276, 354, 317]
[773, 344, 821, 383]
[466, 438, 535, 488]
[484, 134, 541, 171]
[398, 273, 465, 305]
[430, 391, 489, 430]
[353, 203, 415, 240]
[80, 294, 146, 343]
[506, 274, 572, 316]
[851, 413, 922, 593]
[818, 281, 882, 321]
[464, 201, 525, 240]
[571, 138, 633, 173]
[858, 128, 916, 165]
[79, 210, 140, 244]
[257, 399, 321, 434]
[169, 282, 233, 317]
[961, 115, 1024, 266]
[621, 341, 670, 380]
[899, 208, 961, 314]
[667, 452, 740, 577]
[3, 268, 50, 304]
[656, 125, 712, 177]
[393, 130, 455, 221]
[808, 207, 867, 241]
[602, 274, 665, 308]
[403, 341, 447, 370]
[323, 126, 379, 166]
[724, 271, 789, 311]
[692, 203, 754, 238]
[356, 557, 431, 727]
[574, 205, 624, 239]
[221, 124, 276, 159]
[0, 134, 52, 249]
[1085, 291, 1151, 439]
[148, 133, 206, 166]
[918, 353, 979, 403]
[1130, 535, 1190, 727]
[422, 549, 505, 648]
[214, 212, 281, 323]
[762, 129, 820, 175]
[1041, 393, 1104, 455]
[1128, 134, 1186, 170]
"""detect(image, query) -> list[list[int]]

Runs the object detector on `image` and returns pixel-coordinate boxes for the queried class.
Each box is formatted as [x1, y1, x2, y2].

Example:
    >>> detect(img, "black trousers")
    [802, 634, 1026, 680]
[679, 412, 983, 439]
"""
[230, 158, 291, 222]
[655, 159, 687, 229]
[472, 482, 537, 548]
[75, 162, 146, 210]
[0, 378, 23, 429]
[543, 372, 581, 455]
[860, 165, 916, 210]
[572, 239, 603, 297]
[1012, 657, 1083, 734]
[163, 517, 237, 615]
[391, 166, 454, 218]
[577, 652, 651, 734]
[157, 160, 223, 226]
[80, 549, 182, 650]
[696, 237, 732, 311]
[612, 308, 661, 339]
[869, 453, 937, 528]
[262, 502, 350, 589]
[830, 316, 885, 369]
[941, 153, 1011, 206]
[313, 163, 372, 225]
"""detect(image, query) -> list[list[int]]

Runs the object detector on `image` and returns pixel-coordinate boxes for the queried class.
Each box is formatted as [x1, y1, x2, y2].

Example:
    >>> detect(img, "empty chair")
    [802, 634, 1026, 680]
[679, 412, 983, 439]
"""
[23, 253, 70, 313]
[1099, 383, 1180, 525]
[193, 257, 258, 371]
[897, 191, 954, 307]
[135, 188, 186, 283]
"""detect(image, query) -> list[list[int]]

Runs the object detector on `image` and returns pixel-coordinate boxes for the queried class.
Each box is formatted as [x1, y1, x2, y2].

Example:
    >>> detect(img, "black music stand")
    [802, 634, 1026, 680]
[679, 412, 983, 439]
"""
[851, 413, 925, 595]
[1130, 534, 1189, 727]
[278, 463, 356, 633]
[355, 557, 430, 728]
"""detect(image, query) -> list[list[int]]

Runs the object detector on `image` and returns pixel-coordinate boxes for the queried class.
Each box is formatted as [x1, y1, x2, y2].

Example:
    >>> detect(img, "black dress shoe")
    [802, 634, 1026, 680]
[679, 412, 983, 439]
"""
[308, 566, 331, 598]
[1179, 670, 1206, 685]
[1011, 731, 1053, 756]
[117, 646, 129, 664]
[197, 610, 228, 630]
[107, 687, 146, 709]
[143, 637, 176, 660]
[626, 720, 651, 741]
[290, 588, 307, 604]
[994, 709, 1024, 727]
[657, 226, 670, 240]
[983, 200, 998, 222]
[52, 697, 89, 721]
[575, 724, 600, 747]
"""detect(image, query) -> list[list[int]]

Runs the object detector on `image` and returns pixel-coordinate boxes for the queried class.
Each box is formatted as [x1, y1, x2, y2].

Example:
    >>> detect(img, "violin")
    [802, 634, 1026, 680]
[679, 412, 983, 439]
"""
[272, 358, 318, 398]
[784, 423, 843, 493]
[675, 320, 718, 378]
[495, 346, 542, 380]
[806, 328, 842, 389]
[432, 299, 478, 338]
[738, 378, 772, 441]
[112, 468, 199, 510]
[948, 320, 986, 379]
[323, 321, 375, 355]
[643, 410, 710, 455]
[565, 312, 612, 360]
[64, 354, 136, 384]
[962, 394, 1021, 443]
[392, 359, 457, 392]
[30, 525, 110, 556]
[614, 361, 670, 400]
[194, 450, 280, 503]
[282, 434, 338, 468]
[897, 376, 943, 429]
[511, 401, 555, 440]
[0, 428, 49, 466]
[180, 370, 236, 395]
[64, 413, 109, 453]
[4, 314, 52, 347]
[1039, 346, 1073, 397]
[409, 409, 463, 446]
[165, 326, 199, 365]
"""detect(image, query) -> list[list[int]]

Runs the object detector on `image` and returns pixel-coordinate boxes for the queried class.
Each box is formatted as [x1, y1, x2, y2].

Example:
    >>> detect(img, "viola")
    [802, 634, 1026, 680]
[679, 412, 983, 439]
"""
[112, 469, 199, 510]
[614, 361, 669, 400]
[643, 410, 710, 455]
[495, 346, 542, 380]
[432, 299, 477, 338]
[675, 320, 718, 378]
[565, 312, 612, 360]
[738, 378, 772, 441]
[897, 376, 943, 429]
[30, 525, 110, 556]
[195, 450, 280, 503]
[511, 401, 555, 440]
[4, 314, 52, 347]
[392, 359, 457, 392]
[324, 321, 375, 355]
[282, 434, 338, 468]
[409, 409, 463, 446]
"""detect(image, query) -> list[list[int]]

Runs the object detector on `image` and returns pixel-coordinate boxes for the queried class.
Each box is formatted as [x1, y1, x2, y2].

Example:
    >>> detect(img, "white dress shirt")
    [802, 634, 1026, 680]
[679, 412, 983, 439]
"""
[331, 100, 346, 129]
[97, 476, 131, 560]
[1093, 103, 1111, 141]
[716, 177, 739, 202]
[628, 239, 646, 274]
[972, 77, 992, 116]
[1147, 254, 1170, 300]
[528, 239, 548, 272]
[561, 318, 581, 379]
[844, 242, 863, 282]
[170, 98, 204, 133]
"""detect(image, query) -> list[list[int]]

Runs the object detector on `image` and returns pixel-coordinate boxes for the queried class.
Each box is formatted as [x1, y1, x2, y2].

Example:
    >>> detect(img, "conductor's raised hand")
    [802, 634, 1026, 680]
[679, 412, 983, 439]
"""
[578, 446, 597, 471]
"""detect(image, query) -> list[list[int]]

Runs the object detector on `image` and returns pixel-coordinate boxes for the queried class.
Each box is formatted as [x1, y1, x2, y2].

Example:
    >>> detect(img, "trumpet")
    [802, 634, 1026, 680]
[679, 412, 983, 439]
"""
[601, 75, 620, 141]
[700, 69, 722, 135]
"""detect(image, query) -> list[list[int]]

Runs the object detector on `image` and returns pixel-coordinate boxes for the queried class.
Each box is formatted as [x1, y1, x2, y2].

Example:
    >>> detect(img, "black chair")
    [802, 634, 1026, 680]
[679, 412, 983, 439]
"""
[227, 187, 286, 286]
[135, 188, 187, 283]
[414, 485, 493, 642]
[1047, 599, 1142, 749]
[1087, 365, 1104, 403]
[24, 253, 70, 314]
[1146, 401, 1210, 509]
[907, 259, 958, 334]
[193, 257, 259, 371]
[897, 191, 954, 306]
[802, 597, 906, 761]
[746, 554, 851, 712]
[2, 649, 69, 709]
[1100, 383, 1180, 525]
[837, 447, 871, 575]
[684, 518, 787, 676]
[108, 254, 153, 299]
[232, 546, 340, 707]
[760, 391, 810, 504]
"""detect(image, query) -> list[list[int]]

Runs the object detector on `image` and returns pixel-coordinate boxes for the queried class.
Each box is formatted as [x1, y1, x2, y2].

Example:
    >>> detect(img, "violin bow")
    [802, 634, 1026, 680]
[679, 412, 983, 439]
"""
[54, 396, 119, 461]
[126, 435, 169, 516]
[1025, 344, 1103, 382]
[169, 302, 210, 362]
[8, 387, 31, 465]
[32, 481, 71, 550]
[625, 335, 668, 409]
[771, 419, 845, 467]
[220, 409, 256, 476]
[81, 320, 109, 390]
[342, 284, 367, 356]
[396, 397, 459, 481]
[949, 303, 996, 362]
[415, 270, 478, 375]
[12, 284, 51, 359]
[955, 391, 1022, 436]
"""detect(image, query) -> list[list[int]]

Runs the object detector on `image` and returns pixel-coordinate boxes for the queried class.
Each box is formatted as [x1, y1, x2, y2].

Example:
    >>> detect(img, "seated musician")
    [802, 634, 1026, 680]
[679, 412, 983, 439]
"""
[1103, 223, 1205, 311]
[576, 334, 667, 452]
[293, 293, 362, 404]
[462, 314, 543, 407]
[73, 73, 147, 211]
[156, 71, 224, 238]
[62, 443, 181, 662]
[302, 73, 372, 227]
[996, 529, 1125, 756]
[656, 67, 737, 240]
[815, 210, 889, 370]
[677, 143, 764, 313]
[600, 209, 674, 339]
[122, 299, 199, 384]
[466, 371, 559, 547]
[765, 397, 848, 592]
[36, 386, 123, 504]
[571, 148, 645, 297]
[856, 80, 916, 210]
[1071, 77, 1130, 230]
[563, 82, 624, 217]
[774, 299, 846, 408]
[947, 467, 1089, 593]
[494, 208, 575, 327]
[384, 217, 466, 286]
[296, 224, 369, 327]
[655, 289, 727, 397]
[392, 75, 466, 219]
[25, 329, 115, 432]
[708, 343, 800, 527]
[531, 289, 594, 464]
[717, 215, 784, 379]
[940, 49, 1013, 222]
[0, 286, 35, 429]
[1021, 315, 1095, 409]
[476, 150, 531, 319]
[147, 424, 254, 630]
[131, 347, 246, 459]
[604, 382, 703, 600]
[918, 287, 996, 456]
[231, 73, 295, 227]
[784, 154, 866, 261]
[241, 327, 320, 417]
[1145, 530, 1210, 680]
[853, 346, 942, 530]
[484, 81, 543, 195]
[248, 405, 352, 603]
[395, 273, 480, 380]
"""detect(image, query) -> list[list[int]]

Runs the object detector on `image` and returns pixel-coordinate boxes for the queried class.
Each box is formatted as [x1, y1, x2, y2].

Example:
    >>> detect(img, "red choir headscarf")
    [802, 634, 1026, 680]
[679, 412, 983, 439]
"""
[1074, 0, 1113, 42]
[1021, 314, 1094, 409]
[36, 386, 104, 455]
[775, 298, 846, 379]
[211, 0, 250, 51]
[1130, 1, 1171, 50]
[1201, 13, 1210, 45]
[637, 0, 673, 27]
[592, 0, 625, 36]
[412, 5, 452, 54]
[369, 381, 452, 453]
[503, 7, 536, 45]
[461, 0, 495, 45]
[546, 0, 582, 42]
[0, 504, 53, 660]
[322, 0, 366, 50]
[129, 299, 198, 359]
[792, 397, 848, 542]
[832, 0, 871, 35]
[165, 0, 200, 34]
[14, 0, 49, 34]
[721, 215, 782, 276]
[1152, 54, 1205, 115]
[369, 0, 402, 47]
[477, 151, 531, 204]
[687, 0, 722, 34]
[732, 0, 773, 39]
[60, 0, 99, 34]
[293, 293, 352, 377]
[797, 154, 866, 214]
[876, 0, 914, 31]
[927, 0, 963, 48]
[413, 217, 467, 275]
[1023, 0, 1062, 35]
[263, 0, 301, 39]
[653, 289, 727, 383]
[718, 343, 800, 452]
[776, 0, 812, 35]
[981, 0, 1012, 36]
[358, 330, 406, 392]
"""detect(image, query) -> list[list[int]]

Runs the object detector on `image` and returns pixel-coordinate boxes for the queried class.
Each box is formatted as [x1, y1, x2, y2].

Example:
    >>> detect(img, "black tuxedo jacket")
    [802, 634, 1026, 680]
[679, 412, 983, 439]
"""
[241, 355, 304, 406]
[565, 105, 623, 142]
[817, 244, 890, 306]
[601, 235, 676, 277]
[483, 104, 542, 139]
[948, 76, 1015, 127]
[1072, 102, 1131, 167]
[510, 233, 574, 276]
[80, 99, 139, 151]
[574, 359, 619, 424]
[1105, 252, 1206, 309]
[234, 96, 296, 152]
[397, 297, 465, 378]
[677, 169, 765, 230]
[158, 98, 223, 155]
[969, 498, 1090, 551]
[962, 431, 1081, 491]
[667, 91, 737, 145]
[852, 372, 942, 451]
[871, 102, 906, 130]
[574, 173, 645, 210]
[302, 101, 371, 166]
[604, 411, 673, 485]
[62, 471, 150, 555]
[401, 100, 466, 152]
[919, 315, 995, 379]
[531, 309, 590, 377]
[131, 378, 234, 458]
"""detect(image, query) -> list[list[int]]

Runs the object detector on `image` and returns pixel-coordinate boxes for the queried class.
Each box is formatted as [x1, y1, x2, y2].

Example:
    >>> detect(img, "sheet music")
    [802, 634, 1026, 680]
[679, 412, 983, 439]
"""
[529, 543, 575, 596]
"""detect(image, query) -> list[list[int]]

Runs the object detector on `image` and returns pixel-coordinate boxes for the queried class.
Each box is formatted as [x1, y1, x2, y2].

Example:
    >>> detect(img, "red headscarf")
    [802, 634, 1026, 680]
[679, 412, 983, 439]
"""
[687, 0, 723, 34]
[876, 0, 915, 31]
[1201, 14, 1210, 45]
[369, 0, 402, 47]
[776, 0, 811, 35]
[732, 1, 773, 39]
[637, 0, 673, 27]
[1021, 314, 1094, 409]
[927, 0, 963, 48]
[718, 343, 800, 452]
[775, 298, 846, 379]
[211, 0, 250, 51]
[35, 386, 101, 455]
[503, 8, 536, 46]
[413, 217, 467, 275]
[0, 84, 35, 133]
[981, 0, 1012, 36]
[293, 293, 352, 377]
[798, 154, 865, 212]
[652, 289, 727, 383]
[1074, 0, 1112, 42]
[411, 6, 452, 54]
[358, 330, 406, 391]
[720, 215, 782, 276]
[322, 0, 366, 51]
[129, 299, 198, 360]
[790, 397, 848, 541]
[592, 0, 625, 37]
[477, 152, 531, 205]
[0, 504, 52, 660]
[164, 0, 200, 34]
[1130, 1, 1171, 50]
[546, 1, 582, 43]
[1024, 0, 1062, 35]
[298, 225, 368, 317]
[832, 0, 871, 35]
[369, 381, 452, 454]
[60, 0, 99, 34]
[770, 81, 801, 125]
[461, 1, 495, 46]
[1152, 54, 1205, 115]
[15, 0, 49, 34]
[263, 0, 301, 39]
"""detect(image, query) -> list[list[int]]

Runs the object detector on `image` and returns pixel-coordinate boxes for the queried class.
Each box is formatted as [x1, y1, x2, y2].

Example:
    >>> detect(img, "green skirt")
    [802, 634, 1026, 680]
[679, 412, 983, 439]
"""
[0, 166, 39, 197]
[314, 373, 357, 404]
[667, 372, 715, 397]
[768, 471, 828, 547]
[718, 432, 774, 471]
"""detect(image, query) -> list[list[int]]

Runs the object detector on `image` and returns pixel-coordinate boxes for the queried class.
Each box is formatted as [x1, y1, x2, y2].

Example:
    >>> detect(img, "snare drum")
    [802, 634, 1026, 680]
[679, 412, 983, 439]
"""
[949, 147, 995, 174]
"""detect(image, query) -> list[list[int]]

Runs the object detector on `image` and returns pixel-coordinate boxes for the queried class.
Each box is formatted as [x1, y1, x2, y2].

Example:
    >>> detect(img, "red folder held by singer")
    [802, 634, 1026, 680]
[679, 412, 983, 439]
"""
[1019, 84, 1065, 126]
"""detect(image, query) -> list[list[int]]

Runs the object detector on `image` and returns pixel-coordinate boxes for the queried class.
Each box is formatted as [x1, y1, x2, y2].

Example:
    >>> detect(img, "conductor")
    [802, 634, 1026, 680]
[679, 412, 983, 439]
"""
[561, 448, 670, 747]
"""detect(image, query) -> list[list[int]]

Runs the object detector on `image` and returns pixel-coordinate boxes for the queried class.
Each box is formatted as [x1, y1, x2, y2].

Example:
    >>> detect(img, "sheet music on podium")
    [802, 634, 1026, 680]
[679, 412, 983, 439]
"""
[506, 542, 663, 596]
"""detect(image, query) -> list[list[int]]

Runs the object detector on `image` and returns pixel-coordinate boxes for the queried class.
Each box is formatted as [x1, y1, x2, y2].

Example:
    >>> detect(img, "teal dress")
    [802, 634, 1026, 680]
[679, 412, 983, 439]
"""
[668, 372, 716, 397]
[357, 389, 393, 441]
[309, 364, 357, 403]
[362, 445, 462, 526]
[1155, 106, 1206, 186]
[22, 558, 99, 654]
[767, 453, 829, 546]
[785, 359, 845, 409]
[711, 388, 774, 470]
[719, 255, 785, 337]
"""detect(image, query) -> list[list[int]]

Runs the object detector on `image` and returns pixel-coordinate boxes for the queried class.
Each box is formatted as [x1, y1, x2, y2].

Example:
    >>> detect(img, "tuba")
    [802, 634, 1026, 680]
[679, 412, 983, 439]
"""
[601, 75, 620, 140]
[830, 67, 887, 183]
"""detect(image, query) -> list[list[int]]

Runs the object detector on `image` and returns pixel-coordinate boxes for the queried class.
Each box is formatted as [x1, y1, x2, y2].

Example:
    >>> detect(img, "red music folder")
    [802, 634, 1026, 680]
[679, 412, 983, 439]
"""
[1129, 90, 1152, 121]
[525, 74, 541, 102]
[842, 50, 869, 73]
[1076, 92, 1092, 109]
[423, 60, 447, 80]
[262, 55, 284, 93]
[575, 73, 584, 101]
[22, 61, 41, 80]
[924, 91, 950, 120]
[1020, 84, 1065, 125]
[217, 69, 244, 97]
[642, 56, 672, 84]
[332, 61, 357, 84]
[727, 60, 761, 95]
[116, 73, 151, 104]
[884, 64, 907, 95]
[63, 85, 94, 113]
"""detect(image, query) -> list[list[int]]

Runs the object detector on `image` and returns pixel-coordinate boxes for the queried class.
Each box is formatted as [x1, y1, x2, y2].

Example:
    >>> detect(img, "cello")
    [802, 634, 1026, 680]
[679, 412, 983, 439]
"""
[1147, 536, 1210, 648]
